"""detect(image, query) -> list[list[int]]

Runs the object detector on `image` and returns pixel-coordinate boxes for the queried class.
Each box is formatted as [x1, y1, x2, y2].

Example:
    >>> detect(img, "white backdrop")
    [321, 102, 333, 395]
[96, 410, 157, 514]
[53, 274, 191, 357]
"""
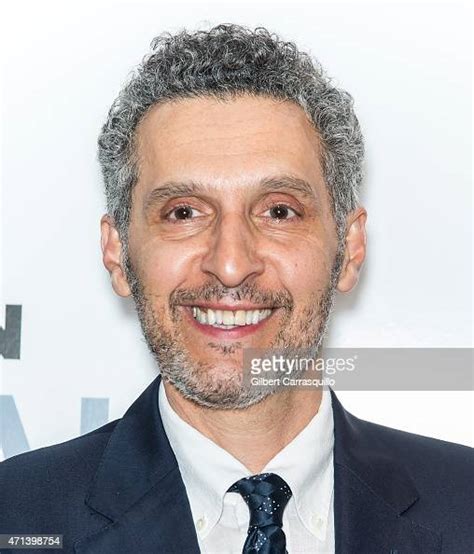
[1, 0, 472, 460]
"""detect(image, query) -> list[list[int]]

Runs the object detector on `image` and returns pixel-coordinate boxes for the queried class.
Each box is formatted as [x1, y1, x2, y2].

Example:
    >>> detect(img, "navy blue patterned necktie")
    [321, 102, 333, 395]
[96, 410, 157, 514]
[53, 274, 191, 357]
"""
[228, 472, 293, 554]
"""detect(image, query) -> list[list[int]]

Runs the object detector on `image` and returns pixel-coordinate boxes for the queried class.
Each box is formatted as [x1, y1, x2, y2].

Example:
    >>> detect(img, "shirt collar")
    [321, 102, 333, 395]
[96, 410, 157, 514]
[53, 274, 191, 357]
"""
[158, 380, 334, 542]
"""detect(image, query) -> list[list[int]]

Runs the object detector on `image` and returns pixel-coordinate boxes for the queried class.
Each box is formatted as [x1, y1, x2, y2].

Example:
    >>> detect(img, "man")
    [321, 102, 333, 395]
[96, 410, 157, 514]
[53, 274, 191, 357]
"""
[0, 24, 472, 554]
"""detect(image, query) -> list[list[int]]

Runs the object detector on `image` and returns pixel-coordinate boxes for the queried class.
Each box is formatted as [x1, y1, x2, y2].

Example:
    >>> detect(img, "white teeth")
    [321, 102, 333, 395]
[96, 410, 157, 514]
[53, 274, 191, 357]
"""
[207, 309, 216, 325]
[223, 311, 234, 325]
[234, 310, 247, 326]
[191, 306, 273, 328]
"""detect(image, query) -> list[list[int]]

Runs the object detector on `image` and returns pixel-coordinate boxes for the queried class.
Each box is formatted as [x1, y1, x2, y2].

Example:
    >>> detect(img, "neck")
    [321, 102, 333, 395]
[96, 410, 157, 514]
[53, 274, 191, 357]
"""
[163, 380, 323, 474]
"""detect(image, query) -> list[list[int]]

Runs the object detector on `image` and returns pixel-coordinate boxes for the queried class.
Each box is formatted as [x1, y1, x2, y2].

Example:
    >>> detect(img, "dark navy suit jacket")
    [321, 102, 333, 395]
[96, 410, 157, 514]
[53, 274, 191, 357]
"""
[1, 375, 473, 553]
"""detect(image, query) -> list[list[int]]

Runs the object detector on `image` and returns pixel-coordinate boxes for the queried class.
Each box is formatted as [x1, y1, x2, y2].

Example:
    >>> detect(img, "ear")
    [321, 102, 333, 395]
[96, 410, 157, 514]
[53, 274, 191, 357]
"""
[336, 207, 367, 293]
[100, 214, 132, 297]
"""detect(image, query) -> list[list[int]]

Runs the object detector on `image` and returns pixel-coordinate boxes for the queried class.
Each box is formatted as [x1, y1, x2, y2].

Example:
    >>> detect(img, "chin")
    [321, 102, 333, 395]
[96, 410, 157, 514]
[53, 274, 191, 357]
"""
[166, 368, 270, 410]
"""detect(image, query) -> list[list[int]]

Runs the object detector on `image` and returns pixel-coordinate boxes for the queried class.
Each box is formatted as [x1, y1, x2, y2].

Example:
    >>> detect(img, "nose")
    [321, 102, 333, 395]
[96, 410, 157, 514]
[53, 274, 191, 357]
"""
[200, 212, 265, 288]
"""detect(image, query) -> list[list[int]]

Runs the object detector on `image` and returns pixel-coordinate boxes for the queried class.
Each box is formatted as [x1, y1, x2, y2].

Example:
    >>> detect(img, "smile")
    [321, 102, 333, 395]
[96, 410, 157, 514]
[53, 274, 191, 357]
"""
[182, 304, 277, 339]
[192, 306, 273, 329]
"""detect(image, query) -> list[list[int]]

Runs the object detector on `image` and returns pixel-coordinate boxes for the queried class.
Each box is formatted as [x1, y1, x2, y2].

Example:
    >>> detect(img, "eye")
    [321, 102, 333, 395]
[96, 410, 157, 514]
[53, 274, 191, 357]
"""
[166, 204, 202, 221]
[263, 204, 299, 220]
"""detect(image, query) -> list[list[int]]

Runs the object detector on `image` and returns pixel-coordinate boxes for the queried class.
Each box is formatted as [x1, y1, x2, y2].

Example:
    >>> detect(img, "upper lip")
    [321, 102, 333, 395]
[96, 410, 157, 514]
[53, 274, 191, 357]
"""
[181, 303, 275, 311]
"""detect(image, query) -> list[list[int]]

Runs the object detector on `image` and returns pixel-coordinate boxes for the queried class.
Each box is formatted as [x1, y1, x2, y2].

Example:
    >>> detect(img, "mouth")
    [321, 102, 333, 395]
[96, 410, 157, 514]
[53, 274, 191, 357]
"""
[181, 304, 278, 339]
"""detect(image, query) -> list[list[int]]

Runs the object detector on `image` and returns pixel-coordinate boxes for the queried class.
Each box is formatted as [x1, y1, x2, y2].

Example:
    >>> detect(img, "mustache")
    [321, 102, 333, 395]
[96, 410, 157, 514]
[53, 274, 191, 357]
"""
[170, 282, 294, 310]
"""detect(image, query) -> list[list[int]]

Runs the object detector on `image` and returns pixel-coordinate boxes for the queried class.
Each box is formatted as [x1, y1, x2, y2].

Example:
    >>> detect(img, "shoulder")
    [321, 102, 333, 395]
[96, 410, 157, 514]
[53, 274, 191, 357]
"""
[0, 420, 119, 532]
[353, 414, 473, 507]
[359, 415, 473, 470]
[0, 419, 119, 479]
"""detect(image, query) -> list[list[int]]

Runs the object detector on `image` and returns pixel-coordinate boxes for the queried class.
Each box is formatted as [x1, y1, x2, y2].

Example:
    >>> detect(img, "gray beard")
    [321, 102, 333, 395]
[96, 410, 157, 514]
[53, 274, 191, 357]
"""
[124, 242, 344, 410]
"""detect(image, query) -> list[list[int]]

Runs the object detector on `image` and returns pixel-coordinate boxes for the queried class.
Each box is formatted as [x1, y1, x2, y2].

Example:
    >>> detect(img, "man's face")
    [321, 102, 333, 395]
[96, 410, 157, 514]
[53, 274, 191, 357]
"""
[103, 95, 363, 408]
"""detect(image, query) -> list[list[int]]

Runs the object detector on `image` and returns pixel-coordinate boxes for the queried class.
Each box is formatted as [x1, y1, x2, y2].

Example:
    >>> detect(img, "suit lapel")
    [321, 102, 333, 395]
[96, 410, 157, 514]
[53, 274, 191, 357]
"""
[330, 388, 442, 553]
[74, 374, 200, 554]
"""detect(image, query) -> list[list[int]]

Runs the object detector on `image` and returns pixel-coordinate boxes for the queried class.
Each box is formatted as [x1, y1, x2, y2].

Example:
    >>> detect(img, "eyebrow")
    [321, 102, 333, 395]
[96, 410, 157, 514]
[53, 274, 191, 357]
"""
[142, 175, 320, 214]
[258, 176, 318, 203]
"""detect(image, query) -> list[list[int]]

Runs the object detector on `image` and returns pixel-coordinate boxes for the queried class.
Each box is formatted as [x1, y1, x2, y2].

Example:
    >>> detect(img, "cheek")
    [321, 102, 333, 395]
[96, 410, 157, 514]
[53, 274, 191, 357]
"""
[269, 239, 334, 297]
[133, 238, 199, 292]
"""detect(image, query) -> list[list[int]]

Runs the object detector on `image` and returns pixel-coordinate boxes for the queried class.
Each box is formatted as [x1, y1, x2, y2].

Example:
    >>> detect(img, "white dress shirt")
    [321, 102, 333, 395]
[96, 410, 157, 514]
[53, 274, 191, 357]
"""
[158, 381, 335, 554]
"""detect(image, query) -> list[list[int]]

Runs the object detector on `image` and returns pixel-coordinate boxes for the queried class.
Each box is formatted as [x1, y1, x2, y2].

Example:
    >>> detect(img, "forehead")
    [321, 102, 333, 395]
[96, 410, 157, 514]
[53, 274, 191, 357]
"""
[135, 95, 325, 196]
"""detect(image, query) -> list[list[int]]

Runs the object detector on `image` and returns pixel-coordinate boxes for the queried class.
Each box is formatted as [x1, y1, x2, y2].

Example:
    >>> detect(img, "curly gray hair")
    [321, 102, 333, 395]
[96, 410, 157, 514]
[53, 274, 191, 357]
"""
[97, 23, 364, 247]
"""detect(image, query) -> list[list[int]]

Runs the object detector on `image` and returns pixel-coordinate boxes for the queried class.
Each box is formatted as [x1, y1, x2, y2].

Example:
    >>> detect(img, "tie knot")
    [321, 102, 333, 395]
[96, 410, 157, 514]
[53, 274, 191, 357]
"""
[228, 472, 292, 528]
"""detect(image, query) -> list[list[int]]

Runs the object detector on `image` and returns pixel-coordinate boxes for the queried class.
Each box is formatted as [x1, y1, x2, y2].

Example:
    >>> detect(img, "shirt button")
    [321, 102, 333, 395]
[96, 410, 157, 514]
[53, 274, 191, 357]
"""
[311, 514, 325, 532]
[196, 516, 207, 533]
